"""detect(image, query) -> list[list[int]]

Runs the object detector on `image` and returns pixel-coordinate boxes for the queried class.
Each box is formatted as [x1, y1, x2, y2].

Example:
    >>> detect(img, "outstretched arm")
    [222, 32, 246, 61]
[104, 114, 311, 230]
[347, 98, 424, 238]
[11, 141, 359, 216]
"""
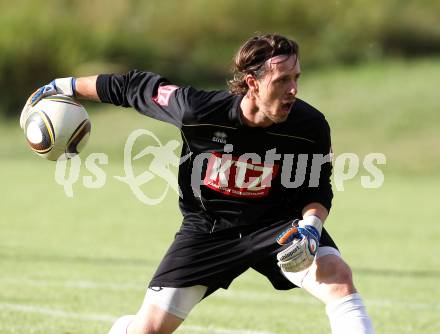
[23, 70, 189, 129]
[75, 75, 100, 101]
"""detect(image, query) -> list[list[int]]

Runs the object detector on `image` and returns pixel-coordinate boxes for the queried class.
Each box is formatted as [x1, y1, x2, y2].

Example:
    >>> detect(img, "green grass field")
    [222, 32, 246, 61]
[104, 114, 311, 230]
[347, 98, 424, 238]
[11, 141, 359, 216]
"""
[1, 58, 439, 333]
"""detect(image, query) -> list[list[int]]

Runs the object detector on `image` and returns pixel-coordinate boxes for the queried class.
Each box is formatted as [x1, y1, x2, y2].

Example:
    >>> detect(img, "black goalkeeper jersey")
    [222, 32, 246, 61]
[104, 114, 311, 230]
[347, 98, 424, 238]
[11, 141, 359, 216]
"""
[97, 70, 333, 233]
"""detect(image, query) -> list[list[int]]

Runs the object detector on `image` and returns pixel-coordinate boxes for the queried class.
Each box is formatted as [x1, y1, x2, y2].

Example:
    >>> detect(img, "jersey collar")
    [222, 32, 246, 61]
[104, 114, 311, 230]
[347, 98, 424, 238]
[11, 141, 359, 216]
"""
[229, 94, 245, 128]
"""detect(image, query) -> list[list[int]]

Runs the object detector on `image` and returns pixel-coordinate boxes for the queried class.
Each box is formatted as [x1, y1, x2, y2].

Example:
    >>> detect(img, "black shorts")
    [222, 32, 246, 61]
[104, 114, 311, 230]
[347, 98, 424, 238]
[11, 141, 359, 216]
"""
[149, 220, 338, 297]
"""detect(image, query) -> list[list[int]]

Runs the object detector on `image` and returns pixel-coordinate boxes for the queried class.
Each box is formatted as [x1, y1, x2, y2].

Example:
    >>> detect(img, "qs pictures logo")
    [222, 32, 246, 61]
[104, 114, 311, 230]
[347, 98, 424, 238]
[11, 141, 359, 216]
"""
[54, 129, 386, 205]
[55, 129, 190, 205]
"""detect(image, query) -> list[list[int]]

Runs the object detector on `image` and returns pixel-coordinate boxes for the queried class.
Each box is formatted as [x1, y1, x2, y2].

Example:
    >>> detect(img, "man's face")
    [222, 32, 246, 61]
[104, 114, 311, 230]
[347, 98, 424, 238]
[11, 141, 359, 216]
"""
[254, 55, 301, 124]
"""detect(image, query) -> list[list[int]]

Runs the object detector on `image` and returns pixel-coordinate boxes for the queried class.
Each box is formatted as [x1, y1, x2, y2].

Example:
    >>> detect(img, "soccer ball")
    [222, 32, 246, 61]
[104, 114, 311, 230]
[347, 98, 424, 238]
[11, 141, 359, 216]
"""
[23, 95, 91, 161]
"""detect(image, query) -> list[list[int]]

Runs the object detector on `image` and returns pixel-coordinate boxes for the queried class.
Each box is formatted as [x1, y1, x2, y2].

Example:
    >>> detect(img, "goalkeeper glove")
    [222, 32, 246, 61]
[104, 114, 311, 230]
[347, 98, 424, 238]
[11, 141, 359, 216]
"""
[20, 77, 76, 129]
[276, 215, 323, 272]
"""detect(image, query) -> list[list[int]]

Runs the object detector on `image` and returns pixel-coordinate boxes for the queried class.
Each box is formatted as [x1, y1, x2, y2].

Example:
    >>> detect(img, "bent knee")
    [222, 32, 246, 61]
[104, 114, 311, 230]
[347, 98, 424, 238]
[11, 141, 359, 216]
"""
[316, 255, 353, 285]
[318, 255, 356, 298]
[303, 255, 357, 303]
[129, 319, 176, 334]
[129, 286, 205, 334]
[129, 305, 183, 334]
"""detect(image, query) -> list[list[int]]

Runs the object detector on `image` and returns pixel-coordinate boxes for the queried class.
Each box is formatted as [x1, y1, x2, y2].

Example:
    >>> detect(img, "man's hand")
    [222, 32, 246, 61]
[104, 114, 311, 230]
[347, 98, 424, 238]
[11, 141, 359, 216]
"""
[20, 77, 76, 128]
[276, 215, 323, 272]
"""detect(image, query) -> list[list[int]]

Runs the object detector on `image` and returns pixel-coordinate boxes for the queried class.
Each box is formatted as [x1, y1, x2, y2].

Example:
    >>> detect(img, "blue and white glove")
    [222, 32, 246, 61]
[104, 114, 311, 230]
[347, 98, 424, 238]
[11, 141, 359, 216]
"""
[276, 215, 323, 272]
[20, 77, 76, 129]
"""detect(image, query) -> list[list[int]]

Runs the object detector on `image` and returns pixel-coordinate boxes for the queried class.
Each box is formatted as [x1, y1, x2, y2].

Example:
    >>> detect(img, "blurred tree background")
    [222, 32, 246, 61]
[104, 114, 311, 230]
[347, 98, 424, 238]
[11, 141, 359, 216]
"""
[1, 0, 439, 117]
[1, 3, 440, 334]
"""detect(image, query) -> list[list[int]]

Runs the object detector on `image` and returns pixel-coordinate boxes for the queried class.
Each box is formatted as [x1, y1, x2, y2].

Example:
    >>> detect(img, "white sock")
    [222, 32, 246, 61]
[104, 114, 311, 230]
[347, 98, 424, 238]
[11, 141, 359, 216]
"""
[326, 293, 375, 334]
[107, 315, 135, 334]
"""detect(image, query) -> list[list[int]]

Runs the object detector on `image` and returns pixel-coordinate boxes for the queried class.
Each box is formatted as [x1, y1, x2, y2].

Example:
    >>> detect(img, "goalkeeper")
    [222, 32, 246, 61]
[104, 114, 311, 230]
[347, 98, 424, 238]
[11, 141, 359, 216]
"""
[25, 34, 375, 334]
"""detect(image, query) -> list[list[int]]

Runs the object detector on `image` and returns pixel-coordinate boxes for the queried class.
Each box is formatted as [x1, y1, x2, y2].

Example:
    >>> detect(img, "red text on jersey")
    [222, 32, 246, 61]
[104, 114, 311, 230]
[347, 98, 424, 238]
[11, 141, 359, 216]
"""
[204, 152, 279, 198]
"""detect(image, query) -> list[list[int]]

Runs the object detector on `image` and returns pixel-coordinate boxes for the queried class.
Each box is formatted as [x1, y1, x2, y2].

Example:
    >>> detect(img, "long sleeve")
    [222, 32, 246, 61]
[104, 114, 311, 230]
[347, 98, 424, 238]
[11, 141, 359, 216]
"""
[96, 70, 189, 128]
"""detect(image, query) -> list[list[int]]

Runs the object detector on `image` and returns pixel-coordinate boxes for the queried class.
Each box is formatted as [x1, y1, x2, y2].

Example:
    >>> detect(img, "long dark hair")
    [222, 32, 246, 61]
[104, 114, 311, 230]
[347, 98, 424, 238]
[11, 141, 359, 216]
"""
[228, 34, 299, 95]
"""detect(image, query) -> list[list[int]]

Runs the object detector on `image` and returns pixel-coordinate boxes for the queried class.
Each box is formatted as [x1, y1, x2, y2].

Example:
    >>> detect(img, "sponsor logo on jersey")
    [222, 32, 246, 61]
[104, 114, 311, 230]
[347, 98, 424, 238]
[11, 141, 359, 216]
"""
[152, 85, 179, 106]
[212, 131, 228, 144]
[203, 152, 279, 198]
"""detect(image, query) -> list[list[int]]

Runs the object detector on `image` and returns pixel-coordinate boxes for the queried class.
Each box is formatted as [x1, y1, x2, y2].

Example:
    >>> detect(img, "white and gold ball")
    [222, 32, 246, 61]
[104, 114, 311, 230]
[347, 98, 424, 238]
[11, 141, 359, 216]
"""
[23, 95, 91, 161]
